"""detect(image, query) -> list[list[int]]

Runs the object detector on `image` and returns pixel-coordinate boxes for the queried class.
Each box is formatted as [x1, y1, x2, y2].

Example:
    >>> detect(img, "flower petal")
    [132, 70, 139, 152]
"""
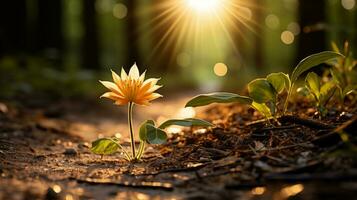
[139, 70, 146, 82]
[146, 93, 163, 101]
[142, 78, 160, 88]
[121, 68, 128, 80]
[99, 81, 119, 92]
[147, 85, 162, 93]
[129, 63, 140, 79]
[111, 69, 121, 83]
[100, 92, 122, 100]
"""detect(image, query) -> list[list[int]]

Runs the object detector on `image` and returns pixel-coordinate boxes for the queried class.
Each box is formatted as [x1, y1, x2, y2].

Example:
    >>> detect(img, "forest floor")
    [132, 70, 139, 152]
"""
[0, 93, 356, 200]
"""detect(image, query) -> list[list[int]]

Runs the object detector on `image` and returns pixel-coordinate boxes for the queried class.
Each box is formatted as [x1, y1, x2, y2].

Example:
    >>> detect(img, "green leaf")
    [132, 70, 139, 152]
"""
[296, 86, 310, 97]
[330, 68, 343, 86]
[90, 138, 119, 155]
[185, 92, 252, 107]
[320, 81, 336, 105]
[146, 124, 167, 144]
[342, 85, 356, 97]
[158, 118, 213, 129]
[331, 41, 340, 54]
[291, 51, 344, 83]
[139, 120, 155, 141]
[305, 72, 321, 101]
[248, 78, 276, 104]
[251, 102, 272, 118]
[267, 72, 290, 93]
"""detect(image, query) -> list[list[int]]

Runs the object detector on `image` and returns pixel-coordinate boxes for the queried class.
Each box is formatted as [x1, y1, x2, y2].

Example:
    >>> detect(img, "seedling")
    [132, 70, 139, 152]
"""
[90, 64, 212, 161]
[247, 72, 290, 119]
[304, 72, 336, 117]
[329, 41, 357, 103]
[185, 51, 343, 120]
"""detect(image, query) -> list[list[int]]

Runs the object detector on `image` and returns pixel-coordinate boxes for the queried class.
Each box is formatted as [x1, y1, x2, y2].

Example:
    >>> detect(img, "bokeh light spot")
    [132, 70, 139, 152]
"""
[265, 14, 280, 29]
[341, 0, 356, 10]
[214, 63, 228, 76]
[281, 31, 295, 45]
[52, 185, 62, 193]
[251, 187, 266, 195]
[113, 3, 128, 19]
[287, 22, 301, 35]
[176, 107, 196, 118]
[280, 184, 304, 198]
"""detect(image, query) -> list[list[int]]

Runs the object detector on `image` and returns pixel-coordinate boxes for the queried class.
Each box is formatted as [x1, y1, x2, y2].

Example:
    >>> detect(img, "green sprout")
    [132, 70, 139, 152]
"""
[185, 51, 343, 121]
[329, 41, 357, 103]
[303, 72, 336, 117]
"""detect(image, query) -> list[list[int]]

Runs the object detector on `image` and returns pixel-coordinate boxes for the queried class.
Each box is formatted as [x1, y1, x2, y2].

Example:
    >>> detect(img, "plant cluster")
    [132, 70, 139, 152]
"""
[91, 46, 357, 161]
[186, 51, 350, 118]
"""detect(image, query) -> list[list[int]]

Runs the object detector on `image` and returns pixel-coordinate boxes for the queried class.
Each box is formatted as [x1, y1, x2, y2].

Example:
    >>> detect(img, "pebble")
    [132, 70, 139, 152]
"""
[63, 148, 77, 156]
[77, 142, 90, 149]
[45, 187, 60, 200]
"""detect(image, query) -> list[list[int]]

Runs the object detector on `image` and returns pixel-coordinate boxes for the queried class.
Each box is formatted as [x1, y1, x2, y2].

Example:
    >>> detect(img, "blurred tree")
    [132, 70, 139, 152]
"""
[35, 0, 63, 65]
[124, 0, 142, 71]
[82, 0, 100, 70]
[253, 1, 264, 69]
[297, 0, 326, 61]
[0, 1, 27, 57]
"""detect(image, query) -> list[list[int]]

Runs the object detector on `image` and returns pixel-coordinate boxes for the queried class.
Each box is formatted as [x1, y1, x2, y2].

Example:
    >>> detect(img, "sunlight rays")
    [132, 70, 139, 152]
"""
[137, 0, 262, 76]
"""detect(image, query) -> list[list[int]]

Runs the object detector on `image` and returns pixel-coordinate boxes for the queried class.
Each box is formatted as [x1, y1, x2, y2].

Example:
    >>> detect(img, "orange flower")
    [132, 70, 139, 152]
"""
[100, 64, 162, 106]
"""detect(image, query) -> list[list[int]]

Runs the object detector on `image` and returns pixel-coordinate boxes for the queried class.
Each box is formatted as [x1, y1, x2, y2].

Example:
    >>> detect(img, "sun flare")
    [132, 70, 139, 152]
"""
[186, 0, 222, 13]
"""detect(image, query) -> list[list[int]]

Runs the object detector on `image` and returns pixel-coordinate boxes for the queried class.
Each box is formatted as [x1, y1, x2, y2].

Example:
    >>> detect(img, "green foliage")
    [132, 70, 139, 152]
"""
[185, 92, 252, 107]
[247, 72, 290, 118]
[305, 72, 321, 100]
[158, 118, 213, 129]
[267, 72, 291, 93]
[185, 51, 345, 121]
[305, 72, 336, 116]
[248, 79, 276, 104]
[92, 117, 213, 160]
[290, 51, 343, 84]
[90, 138, 120, 155]
[138, 120, 167, 145]
[251, 102, 272, 118]
[145, 124, 168, 145]
[329, 42, 357, 102]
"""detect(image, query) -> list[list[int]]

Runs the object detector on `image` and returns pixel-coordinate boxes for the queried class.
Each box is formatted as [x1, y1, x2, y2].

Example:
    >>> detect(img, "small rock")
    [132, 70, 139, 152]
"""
[77, 142, 90, 149]
[63, 148, 77, 156]
[45, 187, 60, 200]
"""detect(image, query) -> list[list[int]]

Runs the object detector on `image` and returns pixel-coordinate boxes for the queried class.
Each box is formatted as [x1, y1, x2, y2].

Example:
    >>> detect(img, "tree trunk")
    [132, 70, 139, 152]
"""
[0, 0, 27, 57]
[253, 1, 264, 69]
[125, 0, 142, 71]
[297, 0, 326, 62]
[36, 0, 63, 65]
[81, 0, 100, 70]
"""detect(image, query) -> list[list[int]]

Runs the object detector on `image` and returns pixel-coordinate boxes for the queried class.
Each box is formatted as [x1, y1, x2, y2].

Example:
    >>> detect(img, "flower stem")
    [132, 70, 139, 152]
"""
[128, 102, 136, 160]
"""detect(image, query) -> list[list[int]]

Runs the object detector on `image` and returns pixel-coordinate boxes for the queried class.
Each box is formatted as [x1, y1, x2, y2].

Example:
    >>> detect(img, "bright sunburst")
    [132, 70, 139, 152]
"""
[185, 0, 222, 13]
[137, 0, 260, 70]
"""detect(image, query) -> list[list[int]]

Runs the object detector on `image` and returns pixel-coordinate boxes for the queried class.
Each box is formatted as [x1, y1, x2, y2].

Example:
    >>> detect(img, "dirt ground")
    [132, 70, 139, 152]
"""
[0, 94, 356, 200]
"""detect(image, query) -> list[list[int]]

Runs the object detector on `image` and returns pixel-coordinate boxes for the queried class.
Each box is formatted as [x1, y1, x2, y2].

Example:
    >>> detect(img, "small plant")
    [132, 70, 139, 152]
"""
[90, 64, 212, 161]
[185, 51, 343, 120]
[329, 41, 357, 102]
[247, 72, 290, 119]
[304, 72, 336, 117]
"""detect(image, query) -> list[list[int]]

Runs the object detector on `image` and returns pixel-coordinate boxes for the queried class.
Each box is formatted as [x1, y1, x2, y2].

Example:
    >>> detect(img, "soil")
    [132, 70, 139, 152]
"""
[0, 95, 356, 200]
